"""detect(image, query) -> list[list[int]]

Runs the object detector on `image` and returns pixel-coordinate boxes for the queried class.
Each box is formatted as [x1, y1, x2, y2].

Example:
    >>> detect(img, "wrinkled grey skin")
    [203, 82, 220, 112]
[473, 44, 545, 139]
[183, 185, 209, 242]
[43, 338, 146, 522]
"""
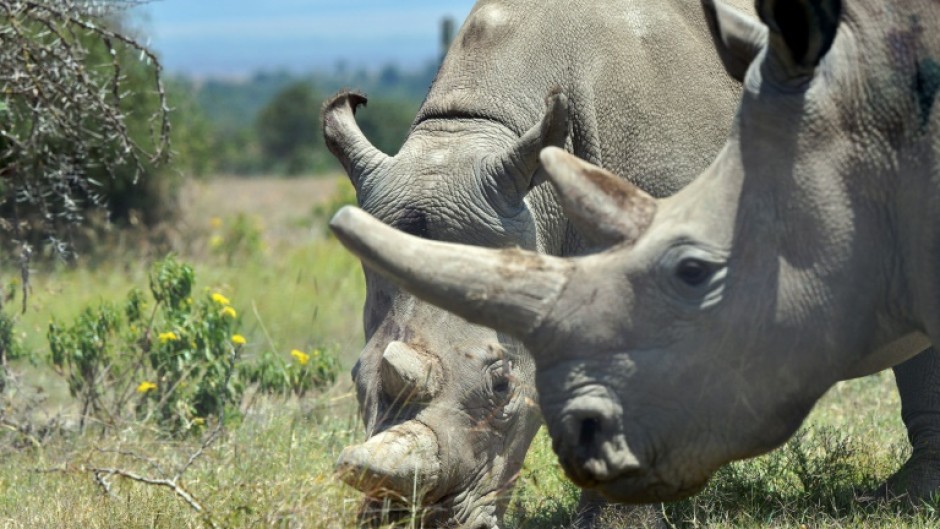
[328, 0, 940, 506]
[322, 0, 747, 526]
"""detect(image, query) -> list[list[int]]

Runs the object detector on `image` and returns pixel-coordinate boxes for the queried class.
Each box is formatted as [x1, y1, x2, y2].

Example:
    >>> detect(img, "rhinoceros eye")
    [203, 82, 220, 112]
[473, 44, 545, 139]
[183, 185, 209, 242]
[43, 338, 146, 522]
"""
[662, 244, 728, 307]
[675, 258, 714, 287]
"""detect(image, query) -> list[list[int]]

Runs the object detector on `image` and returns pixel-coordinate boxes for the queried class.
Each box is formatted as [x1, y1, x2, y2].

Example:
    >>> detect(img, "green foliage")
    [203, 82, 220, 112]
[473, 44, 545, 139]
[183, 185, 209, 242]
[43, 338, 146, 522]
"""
[240, 347, 338, 397]
[185, 70, 424, 176]
[0, 285, 31, 393]
[255, 81, 326, 175]
[208, 213, 265, 264]
[0, 2, 172, 254]
[45, 256, 340, 435]
[353, 96, 420, 156]
[308, 178, 358, 234]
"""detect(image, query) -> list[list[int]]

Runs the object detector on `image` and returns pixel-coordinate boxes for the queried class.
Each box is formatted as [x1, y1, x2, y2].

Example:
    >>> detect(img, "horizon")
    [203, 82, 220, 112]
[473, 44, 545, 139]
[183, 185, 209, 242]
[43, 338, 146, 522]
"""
[133, 0, 476, 78]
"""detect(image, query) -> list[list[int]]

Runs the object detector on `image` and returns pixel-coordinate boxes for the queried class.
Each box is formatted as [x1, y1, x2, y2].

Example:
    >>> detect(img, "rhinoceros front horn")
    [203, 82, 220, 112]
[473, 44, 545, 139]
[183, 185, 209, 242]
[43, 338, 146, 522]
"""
[329, 206, 573, 338]
[336, 420, 442, 499]
[322, 91, 391, 188]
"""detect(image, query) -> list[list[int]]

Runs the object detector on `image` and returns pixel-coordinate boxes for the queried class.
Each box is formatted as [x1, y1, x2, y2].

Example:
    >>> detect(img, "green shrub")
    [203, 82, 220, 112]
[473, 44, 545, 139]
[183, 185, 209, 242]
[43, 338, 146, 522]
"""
[308, 179, 357, 235]
[46, 255, 340, 436]
[209, 213, 266, 264]
[240, 347, 338, 397]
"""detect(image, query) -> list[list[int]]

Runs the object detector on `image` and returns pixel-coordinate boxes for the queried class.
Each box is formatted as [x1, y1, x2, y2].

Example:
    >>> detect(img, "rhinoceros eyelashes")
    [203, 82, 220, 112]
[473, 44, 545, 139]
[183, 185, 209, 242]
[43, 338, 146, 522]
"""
[380, 341, 444, 403]
[676, 258, 716, 287]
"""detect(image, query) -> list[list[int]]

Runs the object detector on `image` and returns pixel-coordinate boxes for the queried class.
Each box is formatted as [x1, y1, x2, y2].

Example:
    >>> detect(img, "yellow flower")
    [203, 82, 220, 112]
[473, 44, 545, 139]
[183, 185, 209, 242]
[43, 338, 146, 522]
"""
[136, 381, 157, 393]
[220, 306, 237, 319]
[158, 331, 179, 343]
[193, 417, 206, 426]
[209, 235, 224, 249]
[211, 292, 231, 305]
[209, 217, 223, 229]
[231, 334, 247, 346]
[291, 349, 310, 366]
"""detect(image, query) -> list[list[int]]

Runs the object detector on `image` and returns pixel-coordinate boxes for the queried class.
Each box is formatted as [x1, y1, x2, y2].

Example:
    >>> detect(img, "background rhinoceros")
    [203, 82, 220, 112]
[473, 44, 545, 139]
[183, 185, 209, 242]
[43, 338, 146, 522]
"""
[328, 0, 940, 508]
[322, 0, 749, 526]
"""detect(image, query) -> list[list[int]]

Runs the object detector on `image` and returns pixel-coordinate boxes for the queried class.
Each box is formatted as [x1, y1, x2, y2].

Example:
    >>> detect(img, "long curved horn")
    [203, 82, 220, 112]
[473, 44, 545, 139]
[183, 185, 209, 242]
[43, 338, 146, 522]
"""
[322, 91, 391, 187]
[336, 421, 442, 498]
[540, 147, 657, 247]
[482, 90, 570, 207]
[329, 206, 572, 338]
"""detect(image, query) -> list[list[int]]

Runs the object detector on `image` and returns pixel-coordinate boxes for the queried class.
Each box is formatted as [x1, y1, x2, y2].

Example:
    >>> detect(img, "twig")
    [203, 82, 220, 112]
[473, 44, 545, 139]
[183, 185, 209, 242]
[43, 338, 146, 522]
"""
[89, 466, 211, 521]
[175, 345, 238, 481]
[28, 344, 241, 529]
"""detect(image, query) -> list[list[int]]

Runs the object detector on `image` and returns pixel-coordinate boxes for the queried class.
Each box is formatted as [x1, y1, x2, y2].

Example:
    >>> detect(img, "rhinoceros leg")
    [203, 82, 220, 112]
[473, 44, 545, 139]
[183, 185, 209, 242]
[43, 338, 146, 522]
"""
[572, 490, 665, 529]
[883, 346, 940, 501]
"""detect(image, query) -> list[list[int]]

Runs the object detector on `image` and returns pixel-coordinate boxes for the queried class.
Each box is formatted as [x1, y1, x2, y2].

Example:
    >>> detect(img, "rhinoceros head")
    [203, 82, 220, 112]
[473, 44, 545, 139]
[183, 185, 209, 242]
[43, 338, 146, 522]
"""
[323, 90, 569, 526]
[330, 0, 937, 504]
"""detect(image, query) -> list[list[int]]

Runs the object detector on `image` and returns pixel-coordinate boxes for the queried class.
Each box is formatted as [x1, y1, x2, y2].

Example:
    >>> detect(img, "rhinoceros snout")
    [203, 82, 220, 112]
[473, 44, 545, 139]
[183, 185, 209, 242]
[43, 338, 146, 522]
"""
[551, 394, 643, 486]
[335, 420, 442, 499]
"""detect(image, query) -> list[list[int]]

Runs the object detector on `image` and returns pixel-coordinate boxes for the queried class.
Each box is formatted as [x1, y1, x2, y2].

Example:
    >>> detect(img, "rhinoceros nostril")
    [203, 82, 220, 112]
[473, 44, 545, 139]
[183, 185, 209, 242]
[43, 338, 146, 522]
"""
[579, 416, 601, 447]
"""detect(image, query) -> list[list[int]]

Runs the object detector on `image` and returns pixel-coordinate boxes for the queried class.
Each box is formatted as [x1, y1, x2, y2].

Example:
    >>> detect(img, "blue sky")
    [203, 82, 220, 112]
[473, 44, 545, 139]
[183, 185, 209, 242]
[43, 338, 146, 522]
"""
[133, 0, 476, 78]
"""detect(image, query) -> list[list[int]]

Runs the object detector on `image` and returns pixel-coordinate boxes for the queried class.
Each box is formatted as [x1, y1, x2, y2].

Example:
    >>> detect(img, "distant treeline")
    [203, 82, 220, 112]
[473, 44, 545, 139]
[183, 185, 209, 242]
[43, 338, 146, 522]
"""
[1, 0, 441, 256]
[177, 63, 436, 176]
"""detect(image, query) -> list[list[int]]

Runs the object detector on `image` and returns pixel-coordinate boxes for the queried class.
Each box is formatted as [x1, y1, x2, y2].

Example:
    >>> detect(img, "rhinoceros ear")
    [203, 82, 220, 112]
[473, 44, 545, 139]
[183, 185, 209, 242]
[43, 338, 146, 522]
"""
[702, 0, 766, 82]
[540, 147, 656, 247]
[483, 90, 570, 213]
[757, 0, 841, 80]
[322, 91, 392, 190]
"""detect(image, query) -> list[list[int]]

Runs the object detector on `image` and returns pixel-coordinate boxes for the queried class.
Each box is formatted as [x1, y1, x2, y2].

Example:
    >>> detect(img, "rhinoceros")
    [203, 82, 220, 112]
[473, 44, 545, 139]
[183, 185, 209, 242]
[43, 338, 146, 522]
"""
[329, 0, 940, 506]
[322, 0, 749, 525]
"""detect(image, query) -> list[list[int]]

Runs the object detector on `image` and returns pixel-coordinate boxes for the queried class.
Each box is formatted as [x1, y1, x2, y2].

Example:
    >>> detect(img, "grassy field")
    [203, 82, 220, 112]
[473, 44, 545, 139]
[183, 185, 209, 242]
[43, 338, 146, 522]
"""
[0, 175, 936, 528]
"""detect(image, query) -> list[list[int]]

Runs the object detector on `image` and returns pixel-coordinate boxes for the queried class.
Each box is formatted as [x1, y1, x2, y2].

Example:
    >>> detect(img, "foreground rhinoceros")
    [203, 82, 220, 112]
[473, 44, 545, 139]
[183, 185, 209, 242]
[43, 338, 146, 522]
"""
[330, 0, 940, 506]
[323, 0, 748, 525]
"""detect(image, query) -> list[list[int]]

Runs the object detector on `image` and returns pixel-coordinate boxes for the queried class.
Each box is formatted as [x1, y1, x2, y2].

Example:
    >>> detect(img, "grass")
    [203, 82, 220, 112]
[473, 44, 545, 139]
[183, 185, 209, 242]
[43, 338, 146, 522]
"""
[1, 175, 938, 528]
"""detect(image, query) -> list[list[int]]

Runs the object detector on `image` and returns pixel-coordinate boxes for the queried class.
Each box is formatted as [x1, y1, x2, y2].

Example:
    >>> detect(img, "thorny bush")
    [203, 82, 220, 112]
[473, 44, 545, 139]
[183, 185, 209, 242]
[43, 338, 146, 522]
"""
[0, 0, 170, 260]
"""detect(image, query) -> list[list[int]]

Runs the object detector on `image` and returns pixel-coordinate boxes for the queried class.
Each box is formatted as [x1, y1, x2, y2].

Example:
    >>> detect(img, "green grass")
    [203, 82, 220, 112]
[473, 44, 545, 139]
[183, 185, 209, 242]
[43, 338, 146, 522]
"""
[1, 176, 938, 528]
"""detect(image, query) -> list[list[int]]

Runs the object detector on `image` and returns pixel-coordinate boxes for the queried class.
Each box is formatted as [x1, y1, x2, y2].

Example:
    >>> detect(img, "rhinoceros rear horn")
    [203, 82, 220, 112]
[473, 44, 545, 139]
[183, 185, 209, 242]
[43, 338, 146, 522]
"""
[485, 89, 570, 207]
[336, 420, 442, 499]
[381, 341, 443, 402]
[329, 206, 572, 338]
[540, 147, 657, 247]
[322, 91, 391, 188]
